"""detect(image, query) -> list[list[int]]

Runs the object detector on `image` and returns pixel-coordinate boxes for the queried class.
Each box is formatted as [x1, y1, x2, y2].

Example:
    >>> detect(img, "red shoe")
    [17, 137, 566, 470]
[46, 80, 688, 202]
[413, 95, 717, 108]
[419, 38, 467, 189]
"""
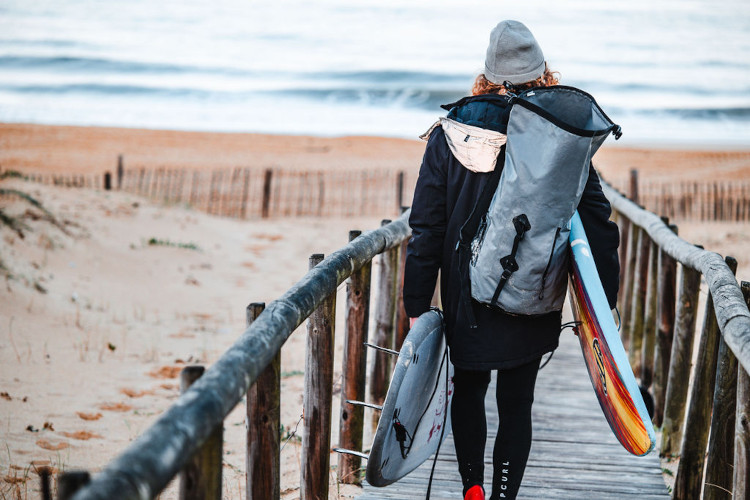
[464, 485, 485, 500]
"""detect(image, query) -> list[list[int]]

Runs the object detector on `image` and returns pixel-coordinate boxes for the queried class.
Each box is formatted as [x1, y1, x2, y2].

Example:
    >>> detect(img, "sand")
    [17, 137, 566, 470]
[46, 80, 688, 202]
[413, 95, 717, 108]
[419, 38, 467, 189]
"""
[1, 122, 749, 499]
[0, 176, 379, 499]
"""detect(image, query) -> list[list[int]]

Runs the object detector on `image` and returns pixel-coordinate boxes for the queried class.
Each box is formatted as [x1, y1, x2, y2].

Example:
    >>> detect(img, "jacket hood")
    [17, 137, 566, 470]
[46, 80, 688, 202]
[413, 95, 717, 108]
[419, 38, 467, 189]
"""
[422, 94, 511, 173]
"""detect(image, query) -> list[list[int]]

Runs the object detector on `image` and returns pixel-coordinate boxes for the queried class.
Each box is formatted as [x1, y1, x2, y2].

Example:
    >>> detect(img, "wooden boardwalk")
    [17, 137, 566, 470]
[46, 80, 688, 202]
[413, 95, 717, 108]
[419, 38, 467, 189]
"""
[359, 309, 670, 500]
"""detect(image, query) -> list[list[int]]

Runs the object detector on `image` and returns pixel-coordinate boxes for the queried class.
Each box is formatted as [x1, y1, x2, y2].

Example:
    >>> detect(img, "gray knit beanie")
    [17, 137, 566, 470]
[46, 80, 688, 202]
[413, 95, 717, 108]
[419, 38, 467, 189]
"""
[484, 20, 546, 85]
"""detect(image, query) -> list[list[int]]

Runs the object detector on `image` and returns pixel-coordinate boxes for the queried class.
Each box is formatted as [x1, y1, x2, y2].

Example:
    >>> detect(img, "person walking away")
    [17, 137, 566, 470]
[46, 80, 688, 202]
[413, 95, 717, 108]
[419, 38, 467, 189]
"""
[403, 20, 620, 500]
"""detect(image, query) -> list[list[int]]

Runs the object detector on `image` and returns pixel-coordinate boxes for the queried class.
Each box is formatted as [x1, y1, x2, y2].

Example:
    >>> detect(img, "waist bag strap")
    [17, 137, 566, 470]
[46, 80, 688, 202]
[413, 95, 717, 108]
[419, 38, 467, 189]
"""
[490, 214, 531, 305]
[456, 145, 506, 328]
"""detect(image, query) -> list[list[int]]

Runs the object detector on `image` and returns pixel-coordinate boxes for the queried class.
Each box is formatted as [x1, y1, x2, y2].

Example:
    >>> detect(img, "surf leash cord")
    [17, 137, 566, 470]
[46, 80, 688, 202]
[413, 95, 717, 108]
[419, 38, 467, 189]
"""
[425, 309, 450, 500]
[538, 320, 582, 371]
[425, 345, 451, 500]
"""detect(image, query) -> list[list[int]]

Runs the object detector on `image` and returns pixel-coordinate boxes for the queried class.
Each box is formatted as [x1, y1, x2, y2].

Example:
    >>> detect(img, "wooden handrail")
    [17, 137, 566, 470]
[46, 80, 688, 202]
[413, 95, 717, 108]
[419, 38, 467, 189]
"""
[68, 211, 411, 500]
[601, 181, 750, 374]
[605, 175, 750, 499]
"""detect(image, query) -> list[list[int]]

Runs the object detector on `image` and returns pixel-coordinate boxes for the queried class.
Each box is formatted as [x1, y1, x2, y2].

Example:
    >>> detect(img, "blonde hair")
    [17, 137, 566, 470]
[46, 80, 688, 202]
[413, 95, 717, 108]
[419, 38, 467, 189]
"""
[471, 64, 560, 96]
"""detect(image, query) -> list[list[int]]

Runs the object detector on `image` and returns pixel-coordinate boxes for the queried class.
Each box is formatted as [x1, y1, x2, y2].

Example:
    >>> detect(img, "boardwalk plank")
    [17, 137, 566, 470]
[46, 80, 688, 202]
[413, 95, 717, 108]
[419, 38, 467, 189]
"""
[358, 307, 670, 499]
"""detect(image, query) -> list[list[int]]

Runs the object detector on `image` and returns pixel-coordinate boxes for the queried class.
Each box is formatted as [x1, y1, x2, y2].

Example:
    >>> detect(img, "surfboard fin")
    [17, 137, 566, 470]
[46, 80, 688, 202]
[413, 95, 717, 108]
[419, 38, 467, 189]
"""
[363, 342, 399, 356]
[332, 448, 369, 460]
[345, 399, 383, 411]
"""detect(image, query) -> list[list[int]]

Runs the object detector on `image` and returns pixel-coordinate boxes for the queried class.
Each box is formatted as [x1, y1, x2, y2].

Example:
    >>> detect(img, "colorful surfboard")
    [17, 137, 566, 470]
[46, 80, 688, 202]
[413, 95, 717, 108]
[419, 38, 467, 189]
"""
[366, 309, 454, 486]
[568, 211, 656, 456]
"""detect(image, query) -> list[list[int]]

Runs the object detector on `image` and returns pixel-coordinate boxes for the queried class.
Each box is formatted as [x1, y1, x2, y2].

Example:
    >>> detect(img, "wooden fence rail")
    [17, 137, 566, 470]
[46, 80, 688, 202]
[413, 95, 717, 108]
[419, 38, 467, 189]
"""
[603, 176, 750, 500]
[54, 212, 411, 500]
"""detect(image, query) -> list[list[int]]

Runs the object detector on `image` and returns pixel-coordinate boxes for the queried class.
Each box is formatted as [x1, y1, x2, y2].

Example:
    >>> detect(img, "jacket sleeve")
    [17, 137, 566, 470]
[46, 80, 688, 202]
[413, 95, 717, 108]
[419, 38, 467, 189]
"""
[403, 129, 449, 317]
[577, 163, 620, 308]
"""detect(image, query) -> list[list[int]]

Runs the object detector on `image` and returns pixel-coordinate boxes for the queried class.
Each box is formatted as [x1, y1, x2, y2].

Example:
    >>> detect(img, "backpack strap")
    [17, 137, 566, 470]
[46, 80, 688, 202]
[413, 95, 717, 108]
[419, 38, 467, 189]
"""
[455, 145, 506, 328]
[490, 214, 531, 305]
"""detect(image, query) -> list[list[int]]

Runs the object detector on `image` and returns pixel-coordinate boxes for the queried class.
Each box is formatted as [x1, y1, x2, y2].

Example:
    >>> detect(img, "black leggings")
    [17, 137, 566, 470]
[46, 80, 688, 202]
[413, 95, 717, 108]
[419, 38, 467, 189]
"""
[451, 358, 541, 500]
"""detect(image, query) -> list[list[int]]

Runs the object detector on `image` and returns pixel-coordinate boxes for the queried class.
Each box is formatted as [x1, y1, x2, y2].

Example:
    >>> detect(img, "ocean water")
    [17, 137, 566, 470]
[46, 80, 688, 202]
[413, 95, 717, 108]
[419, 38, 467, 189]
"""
[1, 0, 749, 146]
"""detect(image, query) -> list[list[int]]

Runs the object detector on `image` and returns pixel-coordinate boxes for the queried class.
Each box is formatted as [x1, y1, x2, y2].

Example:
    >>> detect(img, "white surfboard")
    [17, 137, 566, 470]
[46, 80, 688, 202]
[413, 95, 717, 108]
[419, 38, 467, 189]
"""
[366, 309, 454, 487]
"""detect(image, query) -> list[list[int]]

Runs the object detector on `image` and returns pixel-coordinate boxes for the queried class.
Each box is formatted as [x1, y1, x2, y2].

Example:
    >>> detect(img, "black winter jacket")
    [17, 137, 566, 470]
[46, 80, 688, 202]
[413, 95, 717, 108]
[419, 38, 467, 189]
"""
[403, 99, 620, 371]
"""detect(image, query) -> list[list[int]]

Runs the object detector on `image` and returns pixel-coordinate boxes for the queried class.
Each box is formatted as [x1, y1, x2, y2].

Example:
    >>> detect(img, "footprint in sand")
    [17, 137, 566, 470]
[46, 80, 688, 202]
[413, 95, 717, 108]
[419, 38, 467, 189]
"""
[60, 431, 103, 441]
[120, 388, 155, 398]
[99, 402, 133, 412]
[76, 411, 103, 421]
[35, 439, 69, 451]
[148, 365, 184, 379]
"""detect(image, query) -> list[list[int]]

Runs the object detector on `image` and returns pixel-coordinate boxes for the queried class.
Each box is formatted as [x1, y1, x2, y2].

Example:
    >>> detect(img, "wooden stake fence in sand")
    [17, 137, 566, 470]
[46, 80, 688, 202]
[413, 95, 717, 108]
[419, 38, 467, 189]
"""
[11, 158, 750, 221]
[611, 174, 750, 222]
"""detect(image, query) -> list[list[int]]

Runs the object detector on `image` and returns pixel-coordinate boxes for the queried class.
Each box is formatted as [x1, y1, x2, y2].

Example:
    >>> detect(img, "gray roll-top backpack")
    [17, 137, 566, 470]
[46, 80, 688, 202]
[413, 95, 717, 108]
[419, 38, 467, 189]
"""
[452, 85, 621, 327]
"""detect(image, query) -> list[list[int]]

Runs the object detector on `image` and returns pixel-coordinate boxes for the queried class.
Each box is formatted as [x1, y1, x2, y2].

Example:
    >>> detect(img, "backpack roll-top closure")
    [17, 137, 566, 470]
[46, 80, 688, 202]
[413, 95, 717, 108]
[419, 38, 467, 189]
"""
[467, 85, 619, 316]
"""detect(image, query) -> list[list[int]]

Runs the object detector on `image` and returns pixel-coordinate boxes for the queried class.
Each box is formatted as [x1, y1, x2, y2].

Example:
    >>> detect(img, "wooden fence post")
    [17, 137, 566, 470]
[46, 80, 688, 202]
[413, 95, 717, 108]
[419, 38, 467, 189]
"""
[138, 168, 145, 195]
[142, 169, 151, 197]
[396, 171, 404, 215]
[704, 266, 741, 499]
[40, 466, 52, 500]
[734, 282, 750, 499]
[240, 168, 251, 219]
[246, 302, 280, 500]
[370, 220, 399, 423]
[628, 228, 651, 373]
[301, 254, 336, 500]
[338, 231, 372, 485]
[179, 365, 222, 500]
[165, 169, 174, 203]
[620, 224, 640, 348]
[153, 168, 161, 200]
[653, 224, 678, 427]
[57, 471, 90, 500]
[395, 207, 410, 350]
[188, 171, 198, 208]
[317, 172, 325, 216]
[176, 170, 186, 204]
[227, 168, 240, 217]
[629, 168, 639, 204]
[673, 257, 736, 499]
[661, 264, 701, 457]
[617, 214, 631, 305]
[117, 155, 124, 190]
[155, 169, 164, 200]
[214, 169, 223, 214]
[640, 238, 659, 389]
[205, 170, 215, 213]
[262, 168, 273, 219]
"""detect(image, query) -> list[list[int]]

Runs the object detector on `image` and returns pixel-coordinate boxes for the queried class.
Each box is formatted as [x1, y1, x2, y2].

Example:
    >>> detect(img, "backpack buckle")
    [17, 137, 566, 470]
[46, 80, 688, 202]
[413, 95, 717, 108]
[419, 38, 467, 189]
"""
[513, 214, 531, 239]
[499, 255, 518, 273]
